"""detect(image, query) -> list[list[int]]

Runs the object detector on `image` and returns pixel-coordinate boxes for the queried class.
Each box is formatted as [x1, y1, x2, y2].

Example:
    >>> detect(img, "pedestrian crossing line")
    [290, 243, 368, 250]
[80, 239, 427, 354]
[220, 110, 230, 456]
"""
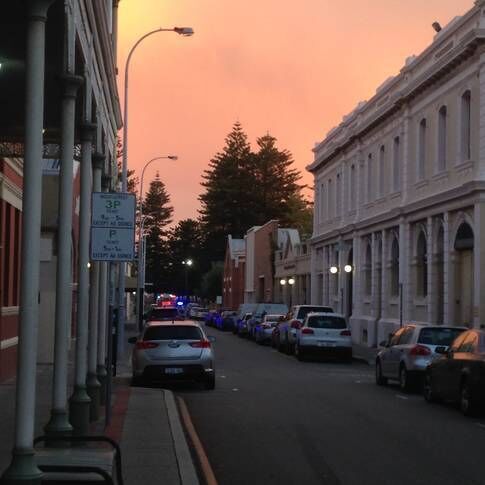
[396, 394, 409, 400]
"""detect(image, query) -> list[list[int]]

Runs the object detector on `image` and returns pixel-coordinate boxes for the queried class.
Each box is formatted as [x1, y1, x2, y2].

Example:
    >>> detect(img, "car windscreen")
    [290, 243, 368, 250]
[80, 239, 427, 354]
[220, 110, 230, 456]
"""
[418, 327, 465, 346]
[297, 307, 333, 320]
[143, 326, 202, 341]
[307, 315, 346, 329]
[266, 315, 282, 322]
[148, 308, 178, 320]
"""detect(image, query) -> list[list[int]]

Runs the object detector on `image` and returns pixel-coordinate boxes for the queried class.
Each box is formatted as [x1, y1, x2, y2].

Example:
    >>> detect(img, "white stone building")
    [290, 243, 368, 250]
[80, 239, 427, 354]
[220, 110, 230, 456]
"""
[308, 1, 485, 347]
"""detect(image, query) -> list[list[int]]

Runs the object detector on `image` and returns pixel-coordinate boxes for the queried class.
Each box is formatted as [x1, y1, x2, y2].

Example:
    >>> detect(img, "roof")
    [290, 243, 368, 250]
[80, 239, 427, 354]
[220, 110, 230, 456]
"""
[145, 320, 201, 327]
[277, 228, 300, 249]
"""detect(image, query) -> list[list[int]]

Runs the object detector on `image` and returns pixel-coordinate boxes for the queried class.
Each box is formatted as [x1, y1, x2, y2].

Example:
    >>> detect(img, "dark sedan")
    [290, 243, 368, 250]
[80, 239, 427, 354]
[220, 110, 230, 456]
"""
[423, 329, 485, 416]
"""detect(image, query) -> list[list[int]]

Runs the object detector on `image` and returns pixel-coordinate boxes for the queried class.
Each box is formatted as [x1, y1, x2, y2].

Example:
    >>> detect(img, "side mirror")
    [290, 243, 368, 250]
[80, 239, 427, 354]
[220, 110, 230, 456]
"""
[208, 335, 216, 343]
[128, 336, 137, 344]
[435, 346, 447, 355]
[379, 340, 388, 348]
[290, 320, 301, 329]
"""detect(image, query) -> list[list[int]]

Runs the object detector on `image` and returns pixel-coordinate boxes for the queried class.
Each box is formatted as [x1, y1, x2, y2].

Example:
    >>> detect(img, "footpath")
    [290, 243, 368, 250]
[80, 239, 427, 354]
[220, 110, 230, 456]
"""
[0, 326, 200, 485]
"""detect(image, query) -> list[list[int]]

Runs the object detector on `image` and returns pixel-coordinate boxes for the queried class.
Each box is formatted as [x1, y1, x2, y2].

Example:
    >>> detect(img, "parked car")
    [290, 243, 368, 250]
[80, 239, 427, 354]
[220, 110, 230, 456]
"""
[375, 324, 467, 392]
[246, 314, 264, 339]
[247, 304, 288, 339]
[204, 310, 220, 327]
[217, 311, 238, 331]
[294, 312, 352, 361]
[277, 305, 334, 353]
[145, 306, 182, 323]
[193, 308, 209, 321]
[423, 329, 485, 415]
[254, 314, 286, 344]
[236, 312, 253, 337]
[129, 321, 216, 389]
[187, 306, 202, 319]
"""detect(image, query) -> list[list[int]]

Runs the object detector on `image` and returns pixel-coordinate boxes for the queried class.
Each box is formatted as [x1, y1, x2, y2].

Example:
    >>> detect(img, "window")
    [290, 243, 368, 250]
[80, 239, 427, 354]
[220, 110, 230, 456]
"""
[438, 106, 447, 171]
[457, 332, 478, 353]
[418, 327, 465, 346]
[416, 231, 428, 297]
[390, 237, 399, 297]
[367, 154, 373, 202]
[390, 327, 406, 346]
[461, 91, 471, 161]
[379, 146, 385, 197]
[418, 119, 426, 181]
[450, 332, 468, 352]
[350, 164, 356, 210]
[399, 326, 415, 345]
[143, 325, 202, 341]
[364, 243, 372, 295]
[336, 173, 341, 216]
[319, 182, 325, 223]
[307, 315, 346, 329]
[393, 137, 400, 191]
[327, 179, 333, 219]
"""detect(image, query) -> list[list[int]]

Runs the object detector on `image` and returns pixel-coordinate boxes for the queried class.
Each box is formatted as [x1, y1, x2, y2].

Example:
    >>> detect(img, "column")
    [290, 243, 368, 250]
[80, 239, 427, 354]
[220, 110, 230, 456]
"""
[370, 233, 377, 318]
[352, 234, 360, 317]
[474, 203, 485, 327]
[322, 246, 329, 306]
[1, 1, 55, 483]
[338, 241, 344, 314]
[443, 212, 453, 325]
[86, 152, 104, 421]
[381, 229, 388, 321]
[97, 175, 111, 405]
[399, 217, 410, 322]
[44, 73, 83, 438]
[310, 246, 318, 304]
[69, 123, 95, 435]
[427, 217, 435, 324]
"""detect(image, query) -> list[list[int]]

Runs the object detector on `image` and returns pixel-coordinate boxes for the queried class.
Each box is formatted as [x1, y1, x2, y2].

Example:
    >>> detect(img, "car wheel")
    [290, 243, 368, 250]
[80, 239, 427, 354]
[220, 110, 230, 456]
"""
[204, 374, 216, 390]
[375, 360, 387, 386]
[423, 372, 440, 403]
[460, 381, 478, 416]
[295, 343, 305, 362]
[399, 365, 413, 393]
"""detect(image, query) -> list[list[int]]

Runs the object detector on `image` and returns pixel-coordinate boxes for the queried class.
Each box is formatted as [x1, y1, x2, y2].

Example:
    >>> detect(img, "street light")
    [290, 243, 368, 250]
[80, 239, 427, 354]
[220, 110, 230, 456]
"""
[182, 259, 193, 296]
[344, 264, 353, 273]
[119, 25, 193, 351]
[135, 156, 177, 330]
[329, 266, 338, 274]
[280, 277, 295, 307]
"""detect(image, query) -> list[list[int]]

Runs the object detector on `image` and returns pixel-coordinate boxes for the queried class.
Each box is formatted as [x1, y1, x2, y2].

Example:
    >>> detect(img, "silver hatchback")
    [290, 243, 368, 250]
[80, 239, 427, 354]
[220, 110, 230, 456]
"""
[375, 324, 467, 392]
[129, 321, 216, 389]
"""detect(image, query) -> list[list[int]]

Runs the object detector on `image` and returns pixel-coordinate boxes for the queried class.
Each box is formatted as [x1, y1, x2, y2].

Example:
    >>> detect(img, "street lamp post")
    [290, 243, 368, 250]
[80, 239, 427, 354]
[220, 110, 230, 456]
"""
[135, 156, 177, 331]
[280, 278, 295, 308]
[119, 26, 193, 353]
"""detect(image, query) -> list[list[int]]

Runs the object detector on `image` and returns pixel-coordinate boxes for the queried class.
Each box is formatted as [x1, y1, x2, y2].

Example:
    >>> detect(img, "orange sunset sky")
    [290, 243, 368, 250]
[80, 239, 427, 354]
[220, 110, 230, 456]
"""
[118, 0, 472, 224]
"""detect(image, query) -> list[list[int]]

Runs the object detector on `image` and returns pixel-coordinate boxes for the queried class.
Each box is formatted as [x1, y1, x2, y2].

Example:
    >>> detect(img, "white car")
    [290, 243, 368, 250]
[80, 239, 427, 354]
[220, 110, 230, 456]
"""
[294, 312, 352, 362]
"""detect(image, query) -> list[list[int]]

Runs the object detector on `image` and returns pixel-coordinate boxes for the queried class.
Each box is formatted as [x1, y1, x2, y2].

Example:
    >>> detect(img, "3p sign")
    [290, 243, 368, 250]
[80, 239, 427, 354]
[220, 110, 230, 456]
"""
[90, 192, 136, 261]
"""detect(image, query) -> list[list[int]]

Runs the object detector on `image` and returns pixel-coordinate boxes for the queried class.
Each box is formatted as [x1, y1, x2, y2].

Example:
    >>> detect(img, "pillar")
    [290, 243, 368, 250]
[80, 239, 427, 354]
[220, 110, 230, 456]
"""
[474, 202, 485, 327]
[381, 229, 388, 321]
[427, 217, 435, 324]
[443, 212, 454, 325]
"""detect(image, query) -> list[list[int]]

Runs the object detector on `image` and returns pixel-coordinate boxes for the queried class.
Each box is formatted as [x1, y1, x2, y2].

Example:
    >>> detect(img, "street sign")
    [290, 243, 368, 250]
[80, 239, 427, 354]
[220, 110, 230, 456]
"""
[91, 192, 136, 261]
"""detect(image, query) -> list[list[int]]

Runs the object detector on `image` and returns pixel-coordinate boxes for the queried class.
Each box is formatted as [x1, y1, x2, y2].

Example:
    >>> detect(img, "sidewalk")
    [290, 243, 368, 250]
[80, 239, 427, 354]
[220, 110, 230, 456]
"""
[0, 353, 200, 484]
[352, 343, 379, 365]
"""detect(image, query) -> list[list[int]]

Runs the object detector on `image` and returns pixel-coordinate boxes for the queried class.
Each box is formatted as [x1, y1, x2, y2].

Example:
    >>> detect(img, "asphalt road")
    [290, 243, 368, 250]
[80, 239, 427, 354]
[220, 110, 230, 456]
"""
[178, 329, 485, 485]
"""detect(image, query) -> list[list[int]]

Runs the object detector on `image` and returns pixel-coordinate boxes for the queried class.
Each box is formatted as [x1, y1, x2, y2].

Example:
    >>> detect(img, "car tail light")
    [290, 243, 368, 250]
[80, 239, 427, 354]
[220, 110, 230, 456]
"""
[340, 330, 351, 336]
[190, 340, 211, 348]
[135, 341, 159, 350]
[290, 320, 302, 329]
[301, 327, 314, 335]
[262, 324, 271, 329]
[409, 344, 431, 356]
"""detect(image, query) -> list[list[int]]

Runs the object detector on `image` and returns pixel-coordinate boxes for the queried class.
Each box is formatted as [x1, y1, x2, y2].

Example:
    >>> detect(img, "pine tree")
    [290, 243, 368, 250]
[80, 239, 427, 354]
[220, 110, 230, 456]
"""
[143, 173, 174, 292]
[199, 122, 254, 261]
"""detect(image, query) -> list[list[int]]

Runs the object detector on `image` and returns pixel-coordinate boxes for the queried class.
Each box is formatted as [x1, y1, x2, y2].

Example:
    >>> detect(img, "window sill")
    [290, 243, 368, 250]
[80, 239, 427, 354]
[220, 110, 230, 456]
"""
[455, 159, 474, 173]
[389, 191, 401, 200]
[389, 297, 399, 305]
[414, 297, 428, 307]
[414, 179, 428, 190]
[375, 196, 387, 204]
[432, 170, 449, 182]
[363, 202, 374, 209]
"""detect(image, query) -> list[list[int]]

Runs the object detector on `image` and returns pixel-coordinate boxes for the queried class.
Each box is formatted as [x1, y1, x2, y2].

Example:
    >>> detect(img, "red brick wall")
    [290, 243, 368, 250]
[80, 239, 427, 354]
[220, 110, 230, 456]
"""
[222, 242, 246, 311]
[253, 221, 278, 303]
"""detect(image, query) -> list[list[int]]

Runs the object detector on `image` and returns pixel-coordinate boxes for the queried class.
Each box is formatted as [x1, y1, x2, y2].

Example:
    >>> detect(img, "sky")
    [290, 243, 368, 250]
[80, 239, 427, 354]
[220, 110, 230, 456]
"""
[117, 0, 472, 224]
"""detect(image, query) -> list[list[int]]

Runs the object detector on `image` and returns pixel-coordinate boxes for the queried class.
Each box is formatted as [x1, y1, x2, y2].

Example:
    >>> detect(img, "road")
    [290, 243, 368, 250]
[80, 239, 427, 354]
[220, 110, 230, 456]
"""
[177, 328, 485, 485]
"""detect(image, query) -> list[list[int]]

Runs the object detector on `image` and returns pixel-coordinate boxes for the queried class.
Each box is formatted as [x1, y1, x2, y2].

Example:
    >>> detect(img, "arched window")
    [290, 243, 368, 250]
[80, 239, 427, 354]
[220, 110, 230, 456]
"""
[390, 237, 399, 297]
[349, 164, 356, 210]
[367, 154, 373, 202]
[416, 231, 428, 297]
[379, 145, 385, 197]
[393, 136, 400, 191]
[461, 91, 471, 161]
[418, 119, 426, 181]
[438, 106, 447, 171]
[365, 242, 372, 295]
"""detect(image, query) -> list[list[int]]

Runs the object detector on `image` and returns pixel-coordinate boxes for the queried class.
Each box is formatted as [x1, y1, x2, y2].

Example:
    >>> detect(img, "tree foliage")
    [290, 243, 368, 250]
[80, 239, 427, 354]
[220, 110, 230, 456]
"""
[143, 173, 174, 293]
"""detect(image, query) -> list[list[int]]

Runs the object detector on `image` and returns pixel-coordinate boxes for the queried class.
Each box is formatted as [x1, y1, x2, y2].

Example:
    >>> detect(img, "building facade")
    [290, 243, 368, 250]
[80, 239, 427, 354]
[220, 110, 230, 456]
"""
[222, 235, 246, 310]
[274, 231, 311, 308]
[308, 0, 485, 346]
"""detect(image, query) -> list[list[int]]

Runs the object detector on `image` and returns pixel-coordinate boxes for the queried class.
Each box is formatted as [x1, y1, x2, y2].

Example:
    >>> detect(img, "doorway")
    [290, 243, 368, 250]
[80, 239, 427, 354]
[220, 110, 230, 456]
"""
[454, 222, 474, 326]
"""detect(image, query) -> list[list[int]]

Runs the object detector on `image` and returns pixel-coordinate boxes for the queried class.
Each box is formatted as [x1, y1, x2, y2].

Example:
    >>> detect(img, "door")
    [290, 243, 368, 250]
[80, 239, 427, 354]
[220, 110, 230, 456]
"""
[381, 327, 405, 376]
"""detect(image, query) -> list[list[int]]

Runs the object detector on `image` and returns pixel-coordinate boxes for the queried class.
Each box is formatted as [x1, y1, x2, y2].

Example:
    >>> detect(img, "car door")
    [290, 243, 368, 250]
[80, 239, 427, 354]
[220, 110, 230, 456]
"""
[435, 331, 469, 399]
[381, 327, 405, 376]
[447, 331, 477, 401]
[388, 326, 415, 378]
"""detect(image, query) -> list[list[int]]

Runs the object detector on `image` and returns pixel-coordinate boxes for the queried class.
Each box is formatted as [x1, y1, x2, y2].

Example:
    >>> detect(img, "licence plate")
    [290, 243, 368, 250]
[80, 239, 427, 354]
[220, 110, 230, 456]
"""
[318, 341, 335, 347]
[165, 368, 184, 375]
